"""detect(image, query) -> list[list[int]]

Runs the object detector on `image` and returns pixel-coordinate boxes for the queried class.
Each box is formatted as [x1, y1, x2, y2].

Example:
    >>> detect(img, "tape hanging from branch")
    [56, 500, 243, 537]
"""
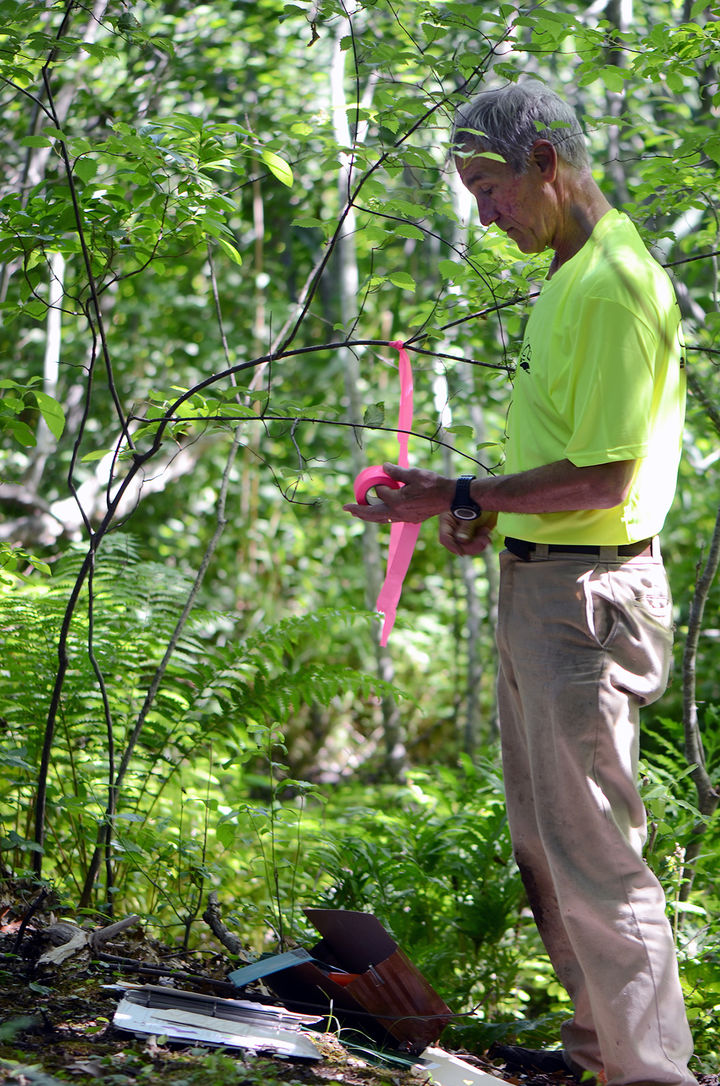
[354, 341, 421, 646]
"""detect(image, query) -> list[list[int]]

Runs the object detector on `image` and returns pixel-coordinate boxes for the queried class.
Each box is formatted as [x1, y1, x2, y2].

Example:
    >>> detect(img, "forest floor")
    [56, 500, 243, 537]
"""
[0, 885, 717, 1086]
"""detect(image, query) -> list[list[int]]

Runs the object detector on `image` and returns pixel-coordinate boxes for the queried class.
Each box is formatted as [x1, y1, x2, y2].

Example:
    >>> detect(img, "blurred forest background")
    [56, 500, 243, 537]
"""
[1, 0, 719, 1068]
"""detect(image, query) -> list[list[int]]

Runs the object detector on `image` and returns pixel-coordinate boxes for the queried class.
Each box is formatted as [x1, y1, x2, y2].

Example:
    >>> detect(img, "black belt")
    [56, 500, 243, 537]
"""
[504, 537, 654, 562]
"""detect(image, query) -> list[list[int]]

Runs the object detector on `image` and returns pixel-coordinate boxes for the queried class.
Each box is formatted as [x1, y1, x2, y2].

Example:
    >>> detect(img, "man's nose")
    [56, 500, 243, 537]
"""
[476, 195, 498, 227]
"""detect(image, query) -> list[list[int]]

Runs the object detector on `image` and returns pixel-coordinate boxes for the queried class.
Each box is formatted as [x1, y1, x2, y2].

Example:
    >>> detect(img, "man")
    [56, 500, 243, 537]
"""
[344, 80, 695, 1085]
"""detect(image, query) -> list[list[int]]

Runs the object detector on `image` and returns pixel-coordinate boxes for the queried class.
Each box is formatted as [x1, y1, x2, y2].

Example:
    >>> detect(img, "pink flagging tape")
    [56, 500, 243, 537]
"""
[354, 465, 401, 504]
[392, 338, 413, 469]
[353, 341, 420, 646]
[376, 519, 421, 645]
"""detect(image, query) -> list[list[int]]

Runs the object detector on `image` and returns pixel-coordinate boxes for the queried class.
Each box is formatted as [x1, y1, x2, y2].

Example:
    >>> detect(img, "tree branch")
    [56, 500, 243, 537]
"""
[681, 498, 720, 875]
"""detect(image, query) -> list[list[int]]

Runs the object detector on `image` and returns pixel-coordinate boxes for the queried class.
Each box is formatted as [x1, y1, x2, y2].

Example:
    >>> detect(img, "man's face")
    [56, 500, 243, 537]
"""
[456, 149, 555, 254]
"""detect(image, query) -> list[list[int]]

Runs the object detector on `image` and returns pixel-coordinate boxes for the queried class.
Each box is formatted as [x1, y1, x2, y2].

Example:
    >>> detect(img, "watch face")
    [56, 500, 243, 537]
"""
[452, 475, 480, 520]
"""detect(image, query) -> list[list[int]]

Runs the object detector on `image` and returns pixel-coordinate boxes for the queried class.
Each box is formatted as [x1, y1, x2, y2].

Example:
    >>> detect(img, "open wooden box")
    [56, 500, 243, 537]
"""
[264, 908, 453, 1052]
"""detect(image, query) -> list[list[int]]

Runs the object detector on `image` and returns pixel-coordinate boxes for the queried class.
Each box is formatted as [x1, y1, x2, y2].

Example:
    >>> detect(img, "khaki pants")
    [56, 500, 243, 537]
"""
[496, 547, 695, 1086]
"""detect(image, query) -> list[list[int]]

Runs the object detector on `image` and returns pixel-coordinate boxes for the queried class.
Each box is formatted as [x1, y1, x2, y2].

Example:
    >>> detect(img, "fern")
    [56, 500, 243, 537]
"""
[311, 756, 525, 1014]
[0, 535, 400, 918]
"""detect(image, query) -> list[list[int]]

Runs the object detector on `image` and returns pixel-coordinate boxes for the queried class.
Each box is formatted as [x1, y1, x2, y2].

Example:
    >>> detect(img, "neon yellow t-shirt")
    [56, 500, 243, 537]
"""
[497, 210, 686, 545]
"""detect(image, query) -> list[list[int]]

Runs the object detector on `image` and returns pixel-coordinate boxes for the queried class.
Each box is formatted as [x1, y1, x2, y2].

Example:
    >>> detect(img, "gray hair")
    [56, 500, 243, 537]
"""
[452, 80, 590, 173]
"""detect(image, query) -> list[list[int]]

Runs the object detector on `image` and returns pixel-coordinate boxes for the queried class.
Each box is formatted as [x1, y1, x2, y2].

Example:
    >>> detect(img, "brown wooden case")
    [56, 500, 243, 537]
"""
[268, 908, 452, 1052]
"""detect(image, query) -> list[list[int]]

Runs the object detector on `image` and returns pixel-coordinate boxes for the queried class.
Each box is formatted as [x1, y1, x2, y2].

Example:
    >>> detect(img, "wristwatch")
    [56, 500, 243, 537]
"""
[451, 474, 483, 521]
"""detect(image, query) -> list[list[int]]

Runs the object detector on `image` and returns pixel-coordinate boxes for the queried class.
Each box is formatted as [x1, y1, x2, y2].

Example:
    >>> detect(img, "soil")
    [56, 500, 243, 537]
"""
[0, 886, 717, 1086]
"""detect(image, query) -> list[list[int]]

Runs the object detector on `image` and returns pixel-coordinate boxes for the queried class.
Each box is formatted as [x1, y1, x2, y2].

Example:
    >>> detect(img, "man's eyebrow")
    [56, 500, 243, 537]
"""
[461, 166, 492, 185]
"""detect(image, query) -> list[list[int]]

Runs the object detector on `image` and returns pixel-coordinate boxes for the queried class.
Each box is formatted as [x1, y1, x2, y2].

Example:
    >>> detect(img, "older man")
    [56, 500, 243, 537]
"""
[344, 80, 694, 1085]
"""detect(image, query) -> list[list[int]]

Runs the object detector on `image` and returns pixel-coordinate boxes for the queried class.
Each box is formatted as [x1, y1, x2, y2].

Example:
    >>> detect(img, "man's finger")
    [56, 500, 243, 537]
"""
[438, 511, 493, 556]
[343, 502, 391, 521]
[381, 462, 412, 482]
[373, 483, 399, 504]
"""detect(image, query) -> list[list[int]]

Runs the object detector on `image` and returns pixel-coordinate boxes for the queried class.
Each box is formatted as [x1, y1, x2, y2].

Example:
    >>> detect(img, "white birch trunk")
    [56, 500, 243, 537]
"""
[330, 24, 406, 778]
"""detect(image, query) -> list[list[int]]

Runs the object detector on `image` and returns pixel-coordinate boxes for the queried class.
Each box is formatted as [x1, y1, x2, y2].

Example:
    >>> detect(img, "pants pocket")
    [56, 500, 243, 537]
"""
[582, 572, 621, 649]
[581, 564, 673, 705]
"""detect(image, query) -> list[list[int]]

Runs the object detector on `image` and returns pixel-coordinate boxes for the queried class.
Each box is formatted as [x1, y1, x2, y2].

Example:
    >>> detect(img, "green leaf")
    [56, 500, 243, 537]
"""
[81, 449, 112, 462]
[82, 41, 112, 60]
[20, 135, 51, 148]
[388, 271, 415, 291]
[280, 3, 308, 19]
[73, 157, 98, 183]
[65, 137, 93, 155]
[598, 66, 628, 93]
[261, 148, 293, 187]
[216, 822, 235, 848]
[389, 221, 425, 241]
[445, 424, 474, 442]
[0, 379, 33, 390]
[705, 137, 720, 166]
[669, 901, 707, 916]
[363, 402, 385, 428]
[4, 418, 35, 446]
[454, 145, 506, 164]
[0, 830, 42, 852]
[292, 215, 327, 231]
[216, 236, 243, 265]
[118, 12, 141, 30]
[438, 259, 461, 278]
[33, 391, 65, 439]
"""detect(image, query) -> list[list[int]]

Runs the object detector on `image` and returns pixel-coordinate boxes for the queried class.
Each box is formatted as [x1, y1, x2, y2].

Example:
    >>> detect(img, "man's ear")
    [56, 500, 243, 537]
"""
[529, 139, 557, 182]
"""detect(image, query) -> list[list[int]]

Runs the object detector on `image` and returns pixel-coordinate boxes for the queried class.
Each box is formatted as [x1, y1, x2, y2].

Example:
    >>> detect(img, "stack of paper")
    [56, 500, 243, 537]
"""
[113, 984, 322, 1060]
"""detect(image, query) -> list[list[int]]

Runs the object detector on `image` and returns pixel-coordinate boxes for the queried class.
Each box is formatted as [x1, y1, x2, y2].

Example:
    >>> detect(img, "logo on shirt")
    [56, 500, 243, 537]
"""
[519, 343, 532, 372]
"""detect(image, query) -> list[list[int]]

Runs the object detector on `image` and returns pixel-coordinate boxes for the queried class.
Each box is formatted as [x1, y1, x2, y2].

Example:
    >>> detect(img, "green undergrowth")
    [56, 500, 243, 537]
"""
[0, 1047, 424, 1086]
[1, 545, 718, 1070]
[9, 752, 720, 1069]
[299, 760, 720, 1069]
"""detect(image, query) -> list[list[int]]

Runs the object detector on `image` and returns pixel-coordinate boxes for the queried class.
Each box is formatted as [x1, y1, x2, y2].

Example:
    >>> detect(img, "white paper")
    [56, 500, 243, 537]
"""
[113, 994, 321, 1060]
[419, 1046, 509, 1086]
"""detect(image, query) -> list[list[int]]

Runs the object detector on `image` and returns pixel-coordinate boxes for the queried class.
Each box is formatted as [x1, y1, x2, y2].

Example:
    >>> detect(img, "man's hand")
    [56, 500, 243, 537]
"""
[344, 461, 497, 555]
[438, 510, 497, 556]
[343, 463, 455, 524]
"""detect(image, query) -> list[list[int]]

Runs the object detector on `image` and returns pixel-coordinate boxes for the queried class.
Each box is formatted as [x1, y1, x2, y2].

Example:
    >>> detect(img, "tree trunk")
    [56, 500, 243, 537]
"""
[434, 166, 500, 756]
[330, 24, 406, 779]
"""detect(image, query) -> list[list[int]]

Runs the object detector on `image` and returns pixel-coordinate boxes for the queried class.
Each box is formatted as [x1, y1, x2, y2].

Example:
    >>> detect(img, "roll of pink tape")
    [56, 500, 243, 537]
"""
[354, 465, 402, 505]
